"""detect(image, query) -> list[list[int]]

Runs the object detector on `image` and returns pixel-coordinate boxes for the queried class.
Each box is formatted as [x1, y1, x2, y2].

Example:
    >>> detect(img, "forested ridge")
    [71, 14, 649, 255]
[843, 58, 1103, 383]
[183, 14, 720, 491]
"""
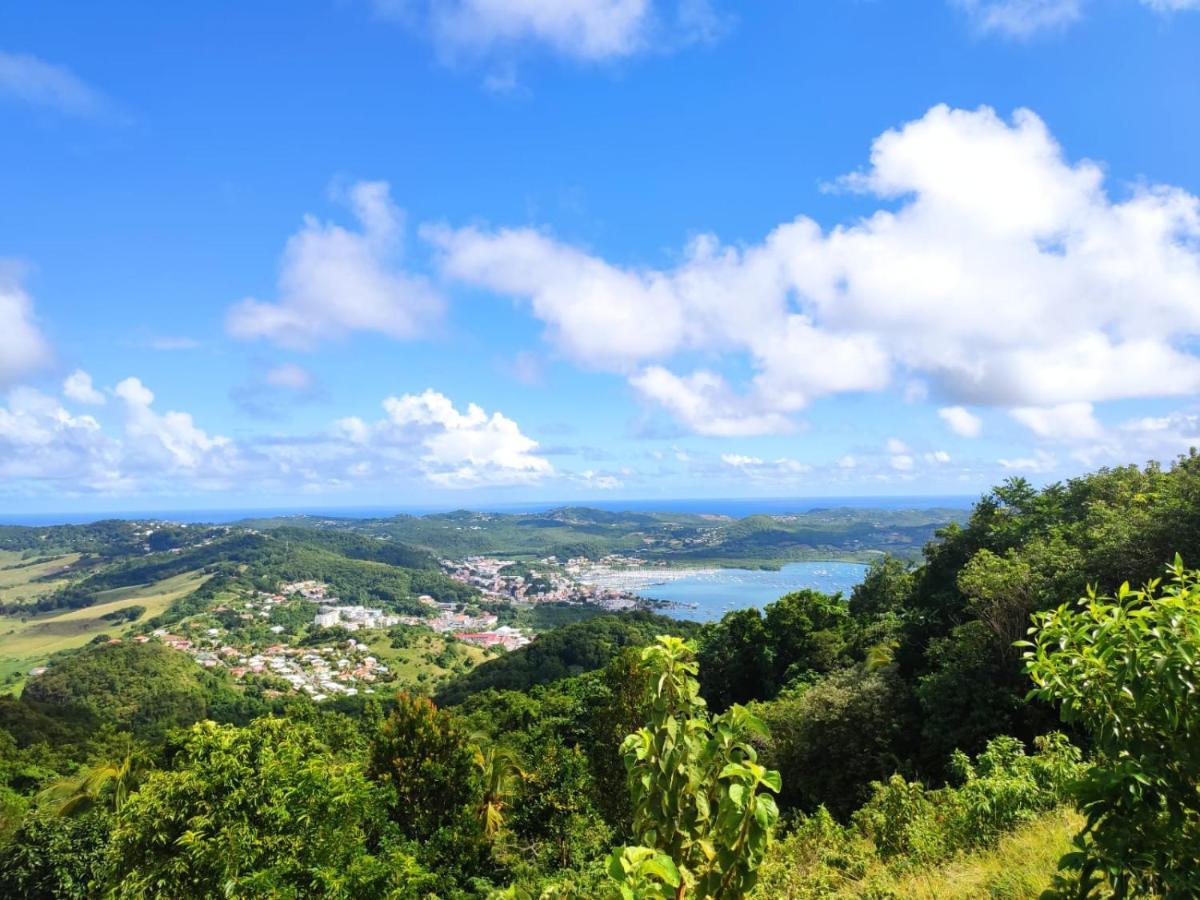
[1, 456, 1199, 896]
[0, 525, 476, 617]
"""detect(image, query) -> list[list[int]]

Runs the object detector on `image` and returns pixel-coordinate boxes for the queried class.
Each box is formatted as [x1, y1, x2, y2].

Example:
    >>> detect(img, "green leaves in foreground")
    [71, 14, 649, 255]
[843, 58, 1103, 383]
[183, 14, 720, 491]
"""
[1022, 557, 1200, 898]
[608, 635, 781, 899]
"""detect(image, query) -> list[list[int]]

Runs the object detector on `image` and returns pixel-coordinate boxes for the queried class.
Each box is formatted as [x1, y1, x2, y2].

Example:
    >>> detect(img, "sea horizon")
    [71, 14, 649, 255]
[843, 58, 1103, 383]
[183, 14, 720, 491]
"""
[0, 494, 976, 528]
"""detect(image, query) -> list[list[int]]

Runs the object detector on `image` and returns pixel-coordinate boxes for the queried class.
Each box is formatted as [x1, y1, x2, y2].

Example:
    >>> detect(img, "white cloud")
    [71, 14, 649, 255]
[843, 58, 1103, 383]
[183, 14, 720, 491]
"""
[430, 104, 1200, 437]
[952, 0, 1082, 36]
[264, 363, 314, 391]
[952, 0, 1198, 36]
[926, 450, 952, 464]
[938, 405, 983, 438]
[0, 388, 122, 490]
[0, 51, 108, 116]
[0, 378, 552, 496]
[578, 468, 623, 489]
[114, 377, 238, 476]
[837, 455, 857, 468]
[373, 0, 722, 62]
[999, 449, 1059, 472]
[631, 367, 795, 437]
[228, 181, 442, 349]
[720, 452, 812, 480]
[341, 389, 553, 487]
[890, 454, 915, 471]
[0, 378, 236, 493]
[885, 437, 910, 455]
[63, 370, 105, 405]
[721, 453, 762, 467]
[1010, 401, 1103, 441]
[0, 267, 51, 387]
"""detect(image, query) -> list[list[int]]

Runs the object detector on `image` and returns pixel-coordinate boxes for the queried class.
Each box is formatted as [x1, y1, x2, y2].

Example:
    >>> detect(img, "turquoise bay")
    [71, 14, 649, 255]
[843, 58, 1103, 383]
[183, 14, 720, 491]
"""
[643, 561, 869, 622]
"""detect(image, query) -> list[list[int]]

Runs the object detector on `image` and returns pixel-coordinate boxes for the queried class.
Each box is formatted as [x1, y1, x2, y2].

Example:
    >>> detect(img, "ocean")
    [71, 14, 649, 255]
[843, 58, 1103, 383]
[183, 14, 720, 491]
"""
[0, 495, 973, 527]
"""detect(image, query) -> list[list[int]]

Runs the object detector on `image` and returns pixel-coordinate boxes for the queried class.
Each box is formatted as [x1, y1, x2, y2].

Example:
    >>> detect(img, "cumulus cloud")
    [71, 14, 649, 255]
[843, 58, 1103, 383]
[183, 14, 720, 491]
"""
[938, 405, 983, 438]
[335, 389, 553, 487]
[430, 104, 1200, 437]
[953, 0, 1197, 36]
[372, 0, 723, 62]
[1010, 401, 1103, 441]
[1, 378, 555, 496]
[63, 370, 105, 405]
[228, 181, 442, 349]
[630, 367, 795, 437]
[0, 388, 122, 490]
[114, 377, 238, 478]
[0, 51, 109, 116]
[0, 268, 52, 388]
[0, 378, 236, 493]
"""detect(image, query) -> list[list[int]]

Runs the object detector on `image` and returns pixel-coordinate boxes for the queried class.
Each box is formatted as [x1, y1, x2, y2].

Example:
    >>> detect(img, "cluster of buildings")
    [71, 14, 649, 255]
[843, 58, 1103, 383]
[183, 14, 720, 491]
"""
[141, 628, 390, 700]
[312, 604, 402, 631]
[452, 625, 530, 651]
[443, 556, 642, 611]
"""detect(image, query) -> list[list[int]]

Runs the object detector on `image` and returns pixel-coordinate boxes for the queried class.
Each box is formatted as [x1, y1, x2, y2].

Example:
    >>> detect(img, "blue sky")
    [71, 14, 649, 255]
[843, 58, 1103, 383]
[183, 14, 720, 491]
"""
[1, 0, 1198, 513]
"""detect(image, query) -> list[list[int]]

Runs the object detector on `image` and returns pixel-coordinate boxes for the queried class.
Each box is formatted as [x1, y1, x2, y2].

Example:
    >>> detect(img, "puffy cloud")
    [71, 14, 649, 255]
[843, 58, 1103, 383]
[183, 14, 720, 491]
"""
[630, 367, 795, 437]
[431, 105, 1200, 436]
[228, 181, 442, 349]
[346, 389, 553, 487]
[62, 370, 105, 405]
[0, 388, 123, 490]
[114, 377, 238, 477]
[0, 268, 51, 387]
[1010, 401, 1103, 441]
[938, 405, 983, 438]
[0, 379, 235, 493]
[721, 453, 762, 467]
[372, 0, 722, 62]
[0, 377, 553, 496]
[0, 51, 108, 116]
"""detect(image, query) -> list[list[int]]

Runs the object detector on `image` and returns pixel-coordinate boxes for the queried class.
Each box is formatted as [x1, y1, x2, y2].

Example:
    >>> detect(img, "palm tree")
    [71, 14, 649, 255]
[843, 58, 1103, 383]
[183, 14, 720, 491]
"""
[39, 751, 148, 817]
[472, 740, 523, 839]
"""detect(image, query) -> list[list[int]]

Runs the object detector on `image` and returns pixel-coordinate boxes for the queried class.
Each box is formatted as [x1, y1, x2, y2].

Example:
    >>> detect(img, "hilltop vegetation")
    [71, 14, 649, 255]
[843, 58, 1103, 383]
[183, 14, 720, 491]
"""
[241, 504, 964, 566]
[0, 456, 1199, 895]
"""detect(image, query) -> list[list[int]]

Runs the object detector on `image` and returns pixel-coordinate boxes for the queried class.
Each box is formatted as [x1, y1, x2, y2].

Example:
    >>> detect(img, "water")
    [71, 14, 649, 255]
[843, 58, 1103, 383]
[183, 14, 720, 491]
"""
[642, 561, 869, 622]
[0, 495, 972, 527]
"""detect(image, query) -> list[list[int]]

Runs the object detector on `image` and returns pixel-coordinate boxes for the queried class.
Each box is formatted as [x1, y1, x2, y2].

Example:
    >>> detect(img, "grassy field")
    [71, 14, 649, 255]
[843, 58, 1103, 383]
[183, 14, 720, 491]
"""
[756, 807, 1083, 899]
[364, 629, 492, 689]
[0, 570, 209, 689]
[0, 551, 83, 604]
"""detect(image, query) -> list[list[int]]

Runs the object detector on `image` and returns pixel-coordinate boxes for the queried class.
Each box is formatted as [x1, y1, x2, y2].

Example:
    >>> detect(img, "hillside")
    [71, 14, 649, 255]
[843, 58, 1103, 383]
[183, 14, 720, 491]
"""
[241, 504, 965, 566]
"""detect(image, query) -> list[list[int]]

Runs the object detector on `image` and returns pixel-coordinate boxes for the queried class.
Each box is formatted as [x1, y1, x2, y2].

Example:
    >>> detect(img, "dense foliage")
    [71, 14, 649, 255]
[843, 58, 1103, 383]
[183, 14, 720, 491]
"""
[1025, 559, 1200, 898]
[435, 612, 696, 705]
[3, 456, 1200, 895]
